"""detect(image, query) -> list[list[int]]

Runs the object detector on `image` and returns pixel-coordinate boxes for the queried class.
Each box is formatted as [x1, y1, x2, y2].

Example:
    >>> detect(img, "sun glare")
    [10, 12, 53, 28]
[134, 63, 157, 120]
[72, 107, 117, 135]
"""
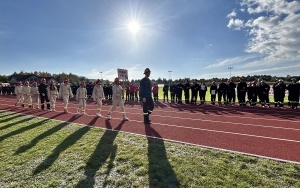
[128, 21, 140, 34]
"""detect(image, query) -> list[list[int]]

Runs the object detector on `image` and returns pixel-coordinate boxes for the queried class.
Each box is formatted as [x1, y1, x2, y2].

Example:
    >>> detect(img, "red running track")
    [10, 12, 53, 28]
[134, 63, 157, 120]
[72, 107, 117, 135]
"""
[0, 95, 299, 163]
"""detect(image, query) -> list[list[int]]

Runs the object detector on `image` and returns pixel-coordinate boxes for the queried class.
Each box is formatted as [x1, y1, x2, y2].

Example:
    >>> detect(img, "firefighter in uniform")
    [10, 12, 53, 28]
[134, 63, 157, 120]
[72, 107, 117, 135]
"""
[217, 79, 228, 105]
[184, 79, 191, 104]
[287, 78, 299, 109]
[274, 79, 286, 108]
[190, 80, 199, 104]
[227, 78, 236, 106]
[210, 81, 218, 105]
[140, 68, 154, 124]
[163, 81, 169, 103]
[170, 81, 176, 104]
[176, 80, 184, 104]
[199, 82, 207, 105]
[38, 78, 50, 110]
[237, 77, 247, 106]
[259, 80, 270, 107]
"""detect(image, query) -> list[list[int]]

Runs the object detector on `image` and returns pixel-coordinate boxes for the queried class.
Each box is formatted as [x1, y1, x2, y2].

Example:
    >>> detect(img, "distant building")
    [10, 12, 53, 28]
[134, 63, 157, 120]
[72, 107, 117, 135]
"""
[9, 74, 58, 86]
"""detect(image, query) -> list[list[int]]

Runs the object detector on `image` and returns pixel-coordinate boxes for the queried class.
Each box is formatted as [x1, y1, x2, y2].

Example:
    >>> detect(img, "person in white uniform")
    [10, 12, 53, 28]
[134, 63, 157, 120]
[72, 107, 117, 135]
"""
[92, 79, 105, 117]
[76, 81, 88, 115]
[59, 78, 73, 113]
[14, 81, 23, 107]
[22, 81, 32, 108]
[47, 80, 59, 111]
[106, 78, 129, 121]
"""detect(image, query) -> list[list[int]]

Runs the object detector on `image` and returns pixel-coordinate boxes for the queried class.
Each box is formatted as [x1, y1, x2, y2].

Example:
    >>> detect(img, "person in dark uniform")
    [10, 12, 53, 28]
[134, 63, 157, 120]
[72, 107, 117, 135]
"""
[210, 81, 218, 105]
[184, 79, 191, 104]
[163, 81, 169, 103]
[199, 82, 207, 105]
[170, 81, 176, 103]
[287, 78, 299, 109]
[38, 78, 50, 110]
[237, 77, 247, 106]
[176, 80, 184, 104]
[272, 79, 279, 107]
[274, 79, 286, 108]
[190, 80, 199, 104]
[217, 79, 228, 105]
[247, 81, 258, 106]
[259, 80, 270, 107]
[227, 78, 236, 106]
[140, 68, 154, 124]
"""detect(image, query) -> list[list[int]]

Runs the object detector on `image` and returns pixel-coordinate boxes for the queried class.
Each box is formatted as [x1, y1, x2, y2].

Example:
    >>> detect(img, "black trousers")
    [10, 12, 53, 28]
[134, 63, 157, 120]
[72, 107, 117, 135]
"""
[40, 93, 50, 110]
[143, 97, 154, 116]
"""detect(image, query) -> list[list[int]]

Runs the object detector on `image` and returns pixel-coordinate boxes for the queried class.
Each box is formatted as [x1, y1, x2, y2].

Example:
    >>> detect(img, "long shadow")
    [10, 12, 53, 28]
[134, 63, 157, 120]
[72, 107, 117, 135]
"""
[33, 125, 91, 175]
[145, 124, 179, 188]
[0, 112, 65, 142]
[0, 116, 36, 131]
[0, 113, 26, 124]
[14, 115, 82, 155]
[76, 120, 125, 188]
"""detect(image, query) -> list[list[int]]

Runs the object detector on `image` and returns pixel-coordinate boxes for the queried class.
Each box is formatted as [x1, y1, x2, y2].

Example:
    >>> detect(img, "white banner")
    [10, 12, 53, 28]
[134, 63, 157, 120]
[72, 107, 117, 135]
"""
[117, 69, 128, 80]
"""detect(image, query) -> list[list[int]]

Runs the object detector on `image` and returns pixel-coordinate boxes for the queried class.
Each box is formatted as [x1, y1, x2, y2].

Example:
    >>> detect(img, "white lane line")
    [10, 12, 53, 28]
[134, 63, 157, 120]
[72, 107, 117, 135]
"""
[1, 109, 299, 164]
[1, 107, 300, 143]
[2, 97, 299, 123]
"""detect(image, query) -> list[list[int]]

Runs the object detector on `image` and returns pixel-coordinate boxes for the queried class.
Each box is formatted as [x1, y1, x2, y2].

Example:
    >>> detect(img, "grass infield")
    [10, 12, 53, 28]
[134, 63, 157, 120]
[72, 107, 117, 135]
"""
[0, 111, 299, 187]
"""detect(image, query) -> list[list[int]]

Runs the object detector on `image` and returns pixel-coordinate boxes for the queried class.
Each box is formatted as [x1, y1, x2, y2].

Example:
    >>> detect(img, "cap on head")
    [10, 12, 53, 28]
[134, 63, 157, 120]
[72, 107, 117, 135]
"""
[41, 78, 46, 82]
[64, 78, 69, 83]
[95, 79, 101, 85]
[114, 77, 119, 83]
[32, 82, 37, 86]
[144, 68, 151, 74]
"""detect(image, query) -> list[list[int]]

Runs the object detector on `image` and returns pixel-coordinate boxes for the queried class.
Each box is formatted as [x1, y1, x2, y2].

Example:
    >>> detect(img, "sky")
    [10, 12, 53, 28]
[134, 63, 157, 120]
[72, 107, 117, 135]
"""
[0, 0, 299, 81]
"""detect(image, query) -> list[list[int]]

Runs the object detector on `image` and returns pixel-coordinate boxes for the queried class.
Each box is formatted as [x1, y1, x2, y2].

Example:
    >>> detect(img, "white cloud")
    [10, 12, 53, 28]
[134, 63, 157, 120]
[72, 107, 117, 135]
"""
[228, 0, 300, 60]
[227, 10, 237, 18]
[205, 55, 257, 68]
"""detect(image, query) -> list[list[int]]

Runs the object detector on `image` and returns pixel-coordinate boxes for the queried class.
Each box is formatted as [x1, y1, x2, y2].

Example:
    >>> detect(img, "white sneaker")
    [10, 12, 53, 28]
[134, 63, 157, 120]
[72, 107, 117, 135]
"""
[49, 109, 53, 112]
[96, 112, 102, 117]
[106, 115, 111, 120]
[82, 112, 87, 115]
[122, 116, 129, 121]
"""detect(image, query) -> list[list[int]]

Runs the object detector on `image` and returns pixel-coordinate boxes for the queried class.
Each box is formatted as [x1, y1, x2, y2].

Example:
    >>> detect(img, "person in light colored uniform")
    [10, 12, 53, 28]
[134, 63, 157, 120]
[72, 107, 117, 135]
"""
[22, 81, 32, 108]
[47, 80, 59, 111]
[30, 82, 40, 109]
[14, 81, 23, 107]
[106, 77, 129, 121]
[76, 81, 88, 115]
[59, 78, 73, 113]
[92, 79, 105, 117]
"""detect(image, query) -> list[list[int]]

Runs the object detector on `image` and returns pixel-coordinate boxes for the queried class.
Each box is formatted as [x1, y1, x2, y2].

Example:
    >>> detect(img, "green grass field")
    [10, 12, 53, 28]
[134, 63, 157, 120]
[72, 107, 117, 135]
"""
[0, 111, 299, 187]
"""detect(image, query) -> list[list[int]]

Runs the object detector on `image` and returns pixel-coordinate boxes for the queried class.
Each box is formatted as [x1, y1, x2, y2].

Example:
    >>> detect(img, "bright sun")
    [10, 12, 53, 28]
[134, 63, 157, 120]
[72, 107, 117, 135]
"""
[128, 21, 140, 34]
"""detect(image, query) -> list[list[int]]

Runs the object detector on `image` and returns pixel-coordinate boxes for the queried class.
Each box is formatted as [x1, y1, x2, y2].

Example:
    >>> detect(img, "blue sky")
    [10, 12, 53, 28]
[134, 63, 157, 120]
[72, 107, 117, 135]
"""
[0, 0, 299, 81]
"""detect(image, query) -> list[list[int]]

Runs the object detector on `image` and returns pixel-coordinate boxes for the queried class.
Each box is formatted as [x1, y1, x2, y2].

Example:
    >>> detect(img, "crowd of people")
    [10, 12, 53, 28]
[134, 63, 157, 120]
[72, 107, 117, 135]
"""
[1, 73, 300, 123]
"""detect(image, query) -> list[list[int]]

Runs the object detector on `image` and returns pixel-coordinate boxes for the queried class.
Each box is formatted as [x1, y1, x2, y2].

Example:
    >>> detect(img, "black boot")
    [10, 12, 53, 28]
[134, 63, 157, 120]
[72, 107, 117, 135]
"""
[144, 115, 151, 124]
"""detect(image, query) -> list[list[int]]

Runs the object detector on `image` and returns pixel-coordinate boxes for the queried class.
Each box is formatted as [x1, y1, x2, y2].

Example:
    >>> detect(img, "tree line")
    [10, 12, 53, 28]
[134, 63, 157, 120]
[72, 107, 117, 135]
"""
[0, 71, 299, 84]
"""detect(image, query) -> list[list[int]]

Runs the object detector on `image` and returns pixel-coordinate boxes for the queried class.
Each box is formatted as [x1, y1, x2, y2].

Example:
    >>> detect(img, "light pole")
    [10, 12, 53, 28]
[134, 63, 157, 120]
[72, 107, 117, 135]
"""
[99, 72, 102, 80]
[168, 71, 172, 81]
[228, 67, 233, 78]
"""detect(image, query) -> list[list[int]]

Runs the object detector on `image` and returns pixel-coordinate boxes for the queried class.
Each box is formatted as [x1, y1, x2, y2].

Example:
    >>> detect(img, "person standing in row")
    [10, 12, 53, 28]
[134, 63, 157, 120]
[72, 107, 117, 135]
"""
[163, 82, 169, 103]
[259, 80, 270, 107]
[47, 80, 59, 111]
[273, 79, 286, 108]
[176, 80, 184, 104]
[199, 82, 207, 105]
[170, 82, 176, 103]
[92, 79, 105, 117]
[152, 83, 159, 102]
[237, 77, 247, 106]
[184, 79, 191, 104]
[39, 78, 50, 110]
[210, 81, 218, 105]
[14, 81, 23, 107]
[218, 79, 228, 105]
[59, 78, 73, 113]
[76, 81, 88, 115]
[227, 78, 236, 106]
[287, 78, 300, 109]
[106, 77, 129, 121]
[140, 68, 154, 124]
[22, 81, 32, 108]
[190, 80, 199, 104]
[31, 82, 40, 109]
